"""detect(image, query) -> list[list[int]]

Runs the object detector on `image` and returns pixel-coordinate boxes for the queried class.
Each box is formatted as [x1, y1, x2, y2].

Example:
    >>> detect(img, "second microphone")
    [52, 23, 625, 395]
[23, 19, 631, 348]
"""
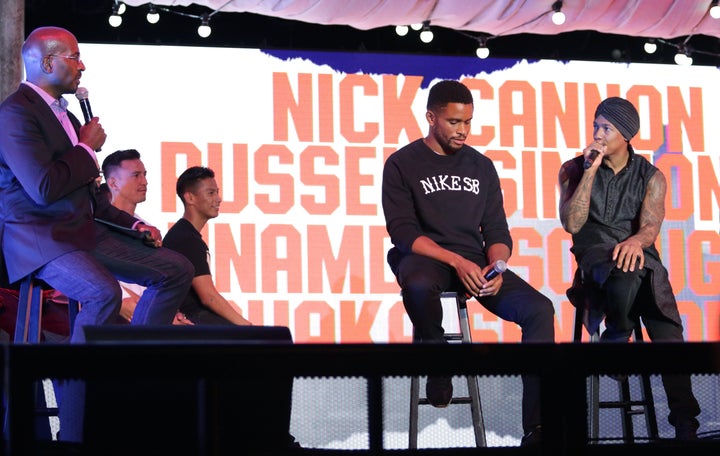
[484, 259, 508, 280]
[583, 149, 600, 169]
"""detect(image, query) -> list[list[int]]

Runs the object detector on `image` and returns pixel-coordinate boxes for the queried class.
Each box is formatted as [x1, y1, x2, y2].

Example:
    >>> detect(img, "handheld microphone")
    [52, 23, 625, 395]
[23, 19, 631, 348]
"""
[75, 87, 93, 124]
[75, 87, 101, 151]
[484, 260, 507, 280]
[583, 149, 600, 169]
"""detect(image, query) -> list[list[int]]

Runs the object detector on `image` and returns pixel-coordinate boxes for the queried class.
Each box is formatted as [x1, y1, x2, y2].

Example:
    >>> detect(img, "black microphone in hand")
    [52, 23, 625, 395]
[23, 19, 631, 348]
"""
[74, 87, 101, 152]
[75, 87, 93, 123]
[583, 149, 600, 169]
[484, 260, 508, 280]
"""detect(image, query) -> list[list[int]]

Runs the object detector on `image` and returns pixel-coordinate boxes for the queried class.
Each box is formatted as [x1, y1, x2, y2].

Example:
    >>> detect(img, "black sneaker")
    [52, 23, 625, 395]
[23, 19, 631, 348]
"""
[426, 376, 453, 408]
[521, 425, 542, 447]
[675, 418, 699, 440]
[608, 373, 629, 382]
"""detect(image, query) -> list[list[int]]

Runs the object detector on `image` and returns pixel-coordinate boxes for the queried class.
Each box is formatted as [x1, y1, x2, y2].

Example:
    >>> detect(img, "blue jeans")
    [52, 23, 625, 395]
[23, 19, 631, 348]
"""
[36, 223, 194, 343]
[36, 223, 194, 442]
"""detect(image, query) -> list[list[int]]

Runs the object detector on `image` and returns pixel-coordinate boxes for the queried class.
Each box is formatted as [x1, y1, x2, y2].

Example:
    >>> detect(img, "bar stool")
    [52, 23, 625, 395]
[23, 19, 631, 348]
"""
[573, 306, 659, 443]
[14, 274, 79, 343]
[8, 274, 80, 440]
[408, 291, 486, 449]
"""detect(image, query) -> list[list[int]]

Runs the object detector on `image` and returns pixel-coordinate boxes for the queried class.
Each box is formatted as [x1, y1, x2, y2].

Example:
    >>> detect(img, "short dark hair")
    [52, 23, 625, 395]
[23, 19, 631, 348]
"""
[176, 166, 215, 205]
[101, 149, 141, 179]
[427, 80, 473, 111]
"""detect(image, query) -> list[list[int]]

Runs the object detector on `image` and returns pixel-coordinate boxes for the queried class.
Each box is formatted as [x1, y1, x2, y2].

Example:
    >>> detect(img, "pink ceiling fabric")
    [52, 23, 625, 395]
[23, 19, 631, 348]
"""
[121, 0, 720, 39]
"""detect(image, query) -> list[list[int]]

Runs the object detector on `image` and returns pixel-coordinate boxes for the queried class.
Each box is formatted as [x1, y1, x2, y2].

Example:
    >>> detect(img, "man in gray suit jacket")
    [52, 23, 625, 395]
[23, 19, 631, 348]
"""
[0, 26, 194, 441]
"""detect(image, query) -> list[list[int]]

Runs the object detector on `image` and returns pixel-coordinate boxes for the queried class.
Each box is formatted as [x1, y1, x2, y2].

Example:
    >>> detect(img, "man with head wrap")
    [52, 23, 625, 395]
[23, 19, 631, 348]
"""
[558, 97, 701, 440]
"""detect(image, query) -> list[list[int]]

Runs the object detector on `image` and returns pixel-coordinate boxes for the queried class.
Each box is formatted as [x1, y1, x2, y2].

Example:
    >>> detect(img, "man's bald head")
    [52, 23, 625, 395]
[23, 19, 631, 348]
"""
[22, 27, 82, 97]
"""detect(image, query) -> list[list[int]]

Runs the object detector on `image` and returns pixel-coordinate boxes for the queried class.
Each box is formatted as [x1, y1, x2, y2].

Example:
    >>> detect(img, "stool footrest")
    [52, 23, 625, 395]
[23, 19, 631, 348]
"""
[599, 401, 649, 409]
[574, 304, 659, 443]
[417, 396, 474, 406]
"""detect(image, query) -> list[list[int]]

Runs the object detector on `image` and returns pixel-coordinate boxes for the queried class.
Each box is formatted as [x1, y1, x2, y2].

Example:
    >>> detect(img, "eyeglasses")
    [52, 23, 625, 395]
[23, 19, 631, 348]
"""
[47, 54, 82, 62]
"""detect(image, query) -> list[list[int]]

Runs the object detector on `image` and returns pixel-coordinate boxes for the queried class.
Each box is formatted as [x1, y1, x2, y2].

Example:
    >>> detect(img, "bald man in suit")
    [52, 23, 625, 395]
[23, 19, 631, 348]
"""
[0, 25, 194, 340]
[0, 26, 194, 441]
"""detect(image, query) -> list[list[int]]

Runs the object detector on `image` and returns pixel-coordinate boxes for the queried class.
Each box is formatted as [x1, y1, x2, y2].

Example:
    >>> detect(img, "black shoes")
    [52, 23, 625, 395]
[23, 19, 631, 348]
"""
[521, 425, 542, 447]
[426, 376, 453, 408]
[287, 433, 302, 448]
[608, 373, 629, 383]
[674, 418, 699, 440]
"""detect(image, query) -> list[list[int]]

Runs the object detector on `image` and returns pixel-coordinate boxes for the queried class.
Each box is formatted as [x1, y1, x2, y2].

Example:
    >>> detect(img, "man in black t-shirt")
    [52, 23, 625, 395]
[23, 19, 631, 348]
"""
[163, 166, 252, 325]
[163, 166, 301, 449]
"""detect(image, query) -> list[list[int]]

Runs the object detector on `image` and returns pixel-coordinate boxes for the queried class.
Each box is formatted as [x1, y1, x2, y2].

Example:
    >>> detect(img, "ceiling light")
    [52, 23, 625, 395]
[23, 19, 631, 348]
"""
[116, 2, 126, 15]
[395, 25, 409, 36]
[419, 21, 433, 43]
[711, 0, 720, 19]
[198, 14, 212, 38]
[475, 37, 489, 59]
[410, 23, 423, 31]
[674, 46, 693, 66]
[551, 1, 566, 25]
[146, 5, 160, 24]
[643, 39, 657, 54]
[108, 13, 122, 28]
[108, 3, 123, 27]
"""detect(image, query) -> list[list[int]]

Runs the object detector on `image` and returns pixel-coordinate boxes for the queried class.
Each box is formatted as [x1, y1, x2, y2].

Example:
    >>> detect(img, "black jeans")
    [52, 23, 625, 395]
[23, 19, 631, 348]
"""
[599, 267, 700, 427]
[393, 253, 555, 433]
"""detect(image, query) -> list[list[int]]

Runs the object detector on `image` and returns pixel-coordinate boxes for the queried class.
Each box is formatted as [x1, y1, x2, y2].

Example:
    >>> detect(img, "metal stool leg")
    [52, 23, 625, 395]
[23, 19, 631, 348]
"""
[8, 275, 81, 441]
[605, 324, 658, 443]
[14, 276, 79, 342]
[638, 370, 659, 440]
[632, 324, 658, 440]
[15, 276, 43, 343]
[8, 276, 50, 440]
[617, 377, 636, 443]
[573, 306, 658, 443]
[409, 375, 420, 449]
[456, 295, 486, 447]
[573, 306, 601, 441]
[589, 353, 600, 441]
[408, 292, 486, 448]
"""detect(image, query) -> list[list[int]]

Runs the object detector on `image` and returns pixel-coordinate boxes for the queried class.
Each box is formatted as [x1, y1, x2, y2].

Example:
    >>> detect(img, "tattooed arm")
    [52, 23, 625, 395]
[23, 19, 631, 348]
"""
[558, 159, 596, 234]
[611, 170, 667, 271]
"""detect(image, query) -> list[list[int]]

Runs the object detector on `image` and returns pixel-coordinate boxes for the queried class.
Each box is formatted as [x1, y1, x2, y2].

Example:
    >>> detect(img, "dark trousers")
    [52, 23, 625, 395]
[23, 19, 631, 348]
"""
[599, 267, 700, 426]
[393, 253, 556, 434]
[185, 307, 234, 325]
